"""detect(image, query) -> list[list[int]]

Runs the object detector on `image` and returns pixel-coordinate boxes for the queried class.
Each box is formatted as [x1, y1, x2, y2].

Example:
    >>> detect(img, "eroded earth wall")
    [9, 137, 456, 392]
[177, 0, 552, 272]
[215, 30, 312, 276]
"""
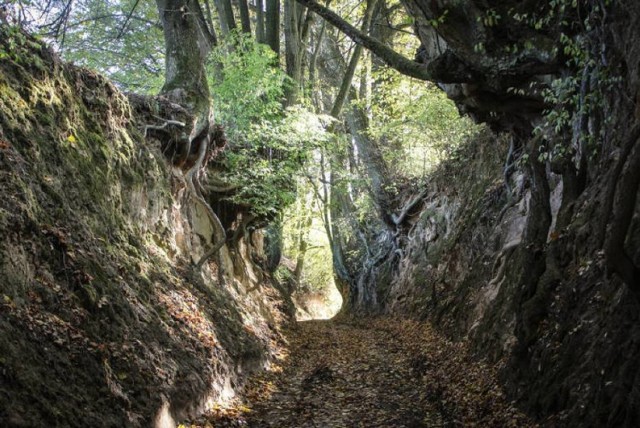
[376, 1, 640, 426]
[0, 27, 291, 427]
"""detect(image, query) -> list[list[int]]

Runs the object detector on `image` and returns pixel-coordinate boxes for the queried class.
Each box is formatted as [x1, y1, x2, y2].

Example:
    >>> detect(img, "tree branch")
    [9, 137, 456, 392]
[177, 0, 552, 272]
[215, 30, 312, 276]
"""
[373, 22, 414, 35]
[64, 14, 162, 31]
[294, 0, 434, 81]
[116, 0, 141, 39]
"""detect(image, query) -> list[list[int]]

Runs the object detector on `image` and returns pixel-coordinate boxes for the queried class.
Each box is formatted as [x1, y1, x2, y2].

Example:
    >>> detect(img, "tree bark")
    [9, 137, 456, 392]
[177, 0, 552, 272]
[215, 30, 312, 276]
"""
[212, 0, 231, 34]
[201, 0, 219, 45]
[256, 0, 266, 43]
[604, 132, 640, 290]
[284, 0, 301, 104]
[284, 1, 313, 105]
[156, 0, 227, 270]
[308, 17, 326, 99]
[156, 0, 212, 137]
[345, 102, 394, 227]
[328, 0, 375, 119]
[220, 0, 237, 32]
[327, 0, 392, 227]
[238, 0, 252, 34]
[265, 0, 280, 58]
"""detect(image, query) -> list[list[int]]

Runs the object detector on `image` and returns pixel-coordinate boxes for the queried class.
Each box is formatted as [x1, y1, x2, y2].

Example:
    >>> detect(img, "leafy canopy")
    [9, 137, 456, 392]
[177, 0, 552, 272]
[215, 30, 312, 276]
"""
[368, 68, 481, 179]
[209, 32, 332, 217]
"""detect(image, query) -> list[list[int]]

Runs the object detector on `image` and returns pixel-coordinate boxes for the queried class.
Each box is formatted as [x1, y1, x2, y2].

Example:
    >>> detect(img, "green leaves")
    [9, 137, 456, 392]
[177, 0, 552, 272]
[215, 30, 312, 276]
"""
[218, 106, 330, 217]
[209, 32, 286, 134]
[368, 69, 480, 179]
[55, 0, 165, 93]
[209, 33, 331, 218]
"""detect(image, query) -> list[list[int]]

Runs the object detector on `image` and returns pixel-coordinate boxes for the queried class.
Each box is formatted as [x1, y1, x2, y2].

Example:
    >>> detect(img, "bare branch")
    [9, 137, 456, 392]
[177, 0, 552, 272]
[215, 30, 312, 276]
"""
[116, 0, 141, 39]
[64, 14, 162, 31]
[294, 0, 434, 81]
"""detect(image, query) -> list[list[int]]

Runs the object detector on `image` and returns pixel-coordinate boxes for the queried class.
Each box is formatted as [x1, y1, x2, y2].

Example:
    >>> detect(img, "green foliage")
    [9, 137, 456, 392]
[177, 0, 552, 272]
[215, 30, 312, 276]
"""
[282, 192, 334, 293]
[217, 108, 328, 217]
[274, 264, 294, 284]
[531, 1, 620, 164]
[300, 244, 335, 292]
[209, 32, 286, 135]
[427, 9, 448, 28]
[479, 9, 501, 27]
[209, 33, 332, 217]
[368, 69, 480, 179]
[51, 0, 165, 93]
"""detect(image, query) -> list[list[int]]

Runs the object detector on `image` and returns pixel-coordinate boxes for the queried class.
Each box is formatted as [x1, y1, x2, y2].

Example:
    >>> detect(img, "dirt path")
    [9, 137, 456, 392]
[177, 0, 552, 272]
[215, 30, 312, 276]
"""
[195, 318, 536, 427]
[246, 320, 444, 427]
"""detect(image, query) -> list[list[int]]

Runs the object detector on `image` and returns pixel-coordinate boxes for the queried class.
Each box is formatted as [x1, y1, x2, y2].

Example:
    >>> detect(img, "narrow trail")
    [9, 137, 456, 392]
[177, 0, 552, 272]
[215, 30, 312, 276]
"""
[248, 320, 443, 427]
[198, 318, 537, 428]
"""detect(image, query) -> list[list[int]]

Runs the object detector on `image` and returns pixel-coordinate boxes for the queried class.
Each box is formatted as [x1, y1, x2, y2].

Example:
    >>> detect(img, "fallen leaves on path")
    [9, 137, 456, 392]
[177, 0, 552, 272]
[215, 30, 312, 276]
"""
[189, 318, 537, 427]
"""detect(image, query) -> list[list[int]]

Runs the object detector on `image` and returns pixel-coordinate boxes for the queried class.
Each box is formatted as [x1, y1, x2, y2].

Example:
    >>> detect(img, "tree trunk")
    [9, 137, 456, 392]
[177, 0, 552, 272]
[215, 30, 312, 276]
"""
[345, 103, 394, 227]
[308, 18, 326, 99]
[284, 1, 312, 105]
[202, 0, 220, 45]
[316, 149, 352, 293]
[512, 136, 552, 351]
[329, 42, 360, 118]
[238, 0, 252, 34]
[604, 131, 640, 290]
[327, 0, 392, 227]
[327, 168, 353, 297]
[265, 0, 280, 58]
[156, 0, 212, 137]
[212, 0, 231, 34]
[308, 0, 379, 305]
[220, 0, 237, 32]
[328, 0, 376, 119]
[284, 0, 300, 104]
[256, 0, 266, 43]
[156, 0, 227, 270]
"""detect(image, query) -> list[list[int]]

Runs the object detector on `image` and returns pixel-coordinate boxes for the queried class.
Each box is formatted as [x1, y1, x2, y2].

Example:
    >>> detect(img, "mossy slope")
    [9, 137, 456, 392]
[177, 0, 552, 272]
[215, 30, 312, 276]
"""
[0, 26, 288, 427]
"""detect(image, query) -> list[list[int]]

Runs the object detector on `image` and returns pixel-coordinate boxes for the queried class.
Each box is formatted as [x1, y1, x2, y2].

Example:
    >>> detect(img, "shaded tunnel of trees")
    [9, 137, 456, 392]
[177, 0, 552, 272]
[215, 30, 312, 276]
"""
[1, 0, 640, 426]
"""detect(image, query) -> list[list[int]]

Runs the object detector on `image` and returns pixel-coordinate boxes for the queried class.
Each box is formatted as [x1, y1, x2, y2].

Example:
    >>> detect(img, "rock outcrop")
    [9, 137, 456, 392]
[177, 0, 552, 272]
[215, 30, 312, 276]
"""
[339, 1, 640, 426]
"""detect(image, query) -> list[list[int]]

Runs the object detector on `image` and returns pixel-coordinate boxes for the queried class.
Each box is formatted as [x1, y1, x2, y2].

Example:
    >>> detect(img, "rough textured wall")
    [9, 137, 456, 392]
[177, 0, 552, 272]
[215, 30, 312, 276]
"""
[374, 0, 640, 426]
[385, 124, 640, 427]
[0, 27, 291, 427]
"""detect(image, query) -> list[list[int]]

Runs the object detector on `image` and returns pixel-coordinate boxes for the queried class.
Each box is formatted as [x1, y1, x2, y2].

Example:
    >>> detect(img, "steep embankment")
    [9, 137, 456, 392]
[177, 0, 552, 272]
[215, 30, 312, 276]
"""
[337, 1, 640, 426]
[386, 124, 640, 426]
[0, 27, 291, 426]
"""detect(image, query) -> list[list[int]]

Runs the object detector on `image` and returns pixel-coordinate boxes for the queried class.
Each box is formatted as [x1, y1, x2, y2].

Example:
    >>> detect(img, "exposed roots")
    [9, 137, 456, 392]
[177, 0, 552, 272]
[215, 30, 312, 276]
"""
[392, 187, 430, 226]
[183, 133, 227, 272]
[142, 116, 186, 137]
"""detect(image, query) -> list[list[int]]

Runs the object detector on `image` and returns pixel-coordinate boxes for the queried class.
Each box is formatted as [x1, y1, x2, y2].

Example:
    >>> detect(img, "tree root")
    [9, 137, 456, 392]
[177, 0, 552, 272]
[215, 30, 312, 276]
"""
[183, 132, 227, 272]
[392, 187, 429, 226]
[142, 116, 186, 137]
